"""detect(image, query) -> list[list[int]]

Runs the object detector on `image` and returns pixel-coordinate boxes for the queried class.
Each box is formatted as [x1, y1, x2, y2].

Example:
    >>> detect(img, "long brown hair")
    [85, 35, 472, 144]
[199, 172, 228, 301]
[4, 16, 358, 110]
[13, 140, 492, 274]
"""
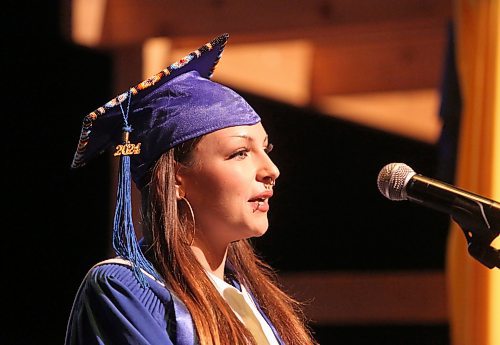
[141, 138, 317, 345]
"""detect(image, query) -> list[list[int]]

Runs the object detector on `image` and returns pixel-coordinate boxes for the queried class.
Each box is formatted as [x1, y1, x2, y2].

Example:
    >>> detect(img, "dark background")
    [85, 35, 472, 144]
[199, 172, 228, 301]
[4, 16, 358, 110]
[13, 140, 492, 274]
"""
[4, 2, 451, 344]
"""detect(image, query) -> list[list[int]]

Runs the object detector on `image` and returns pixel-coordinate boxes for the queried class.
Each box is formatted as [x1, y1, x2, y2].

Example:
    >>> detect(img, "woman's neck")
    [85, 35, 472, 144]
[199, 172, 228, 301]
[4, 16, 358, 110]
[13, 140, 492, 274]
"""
[191, 240, 229, 280]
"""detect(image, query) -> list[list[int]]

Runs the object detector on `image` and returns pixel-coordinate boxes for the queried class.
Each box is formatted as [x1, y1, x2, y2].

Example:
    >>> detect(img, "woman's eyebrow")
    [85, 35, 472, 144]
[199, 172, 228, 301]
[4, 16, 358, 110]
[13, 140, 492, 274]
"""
[230, 134, 252, 141]
[229, 134, 269, 144]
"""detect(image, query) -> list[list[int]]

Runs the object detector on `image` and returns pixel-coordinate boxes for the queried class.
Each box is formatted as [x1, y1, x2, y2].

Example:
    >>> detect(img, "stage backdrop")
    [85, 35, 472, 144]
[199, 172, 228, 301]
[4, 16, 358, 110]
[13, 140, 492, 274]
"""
[446, 1, 500, 345]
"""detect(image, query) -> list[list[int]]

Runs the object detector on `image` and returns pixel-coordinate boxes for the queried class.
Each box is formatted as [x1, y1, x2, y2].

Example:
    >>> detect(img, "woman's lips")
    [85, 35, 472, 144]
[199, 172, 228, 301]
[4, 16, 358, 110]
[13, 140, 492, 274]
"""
[251, 199, 269, 212]
[249, 190, 273, 212]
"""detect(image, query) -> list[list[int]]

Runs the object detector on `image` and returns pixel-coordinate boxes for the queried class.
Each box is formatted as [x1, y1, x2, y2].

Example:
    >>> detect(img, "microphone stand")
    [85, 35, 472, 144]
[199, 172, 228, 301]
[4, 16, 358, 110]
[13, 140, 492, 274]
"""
[451, 197, 500, 269]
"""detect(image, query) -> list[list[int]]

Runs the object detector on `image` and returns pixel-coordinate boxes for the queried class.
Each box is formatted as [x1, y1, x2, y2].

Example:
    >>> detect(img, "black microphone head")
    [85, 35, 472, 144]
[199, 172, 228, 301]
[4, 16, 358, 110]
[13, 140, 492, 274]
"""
[377, 163, 416, 201]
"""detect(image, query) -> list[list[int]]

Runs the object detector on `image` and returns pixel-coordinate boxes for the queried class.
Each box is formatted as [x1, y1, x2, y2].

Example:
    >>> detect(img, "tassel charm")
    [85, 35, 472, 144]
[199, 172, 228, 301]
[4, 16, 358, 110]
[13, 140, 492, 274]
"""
[114, 129, 142, 156]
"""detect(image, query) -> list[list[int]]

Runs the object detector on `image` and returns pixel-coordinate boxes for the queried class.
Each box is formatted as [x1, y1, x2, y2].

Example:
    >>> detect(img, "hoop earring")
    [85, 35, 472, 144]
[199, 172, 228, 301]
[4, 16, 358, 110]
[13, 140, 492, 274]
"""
[179, 196, 196, 246]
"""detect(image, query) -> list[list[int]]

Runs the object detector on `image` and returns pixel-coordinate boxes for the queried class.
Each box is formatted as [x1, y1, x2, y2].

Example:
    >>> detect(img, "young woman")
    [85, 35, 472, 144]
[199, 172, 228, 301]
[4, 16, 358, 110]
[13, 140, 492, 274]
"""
[65, 34, 317, 345]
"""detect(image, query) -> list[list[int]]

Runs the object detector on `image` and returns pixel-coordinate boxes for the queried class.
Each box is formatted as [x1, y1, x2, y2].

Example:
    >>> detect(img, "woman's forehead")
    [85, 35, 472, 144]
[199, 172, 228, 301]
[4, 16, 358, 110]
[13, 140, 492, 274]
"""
[203, 123, 267, 143]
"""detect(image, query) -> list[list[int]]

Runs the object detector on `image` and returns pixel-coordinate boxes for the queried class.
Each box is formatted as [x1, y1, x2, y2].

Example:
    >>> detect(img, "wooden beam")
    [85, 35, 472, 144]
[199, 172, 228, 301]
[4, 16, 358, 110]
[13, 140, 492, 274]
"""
[67, 0, 451, 48]
[311, 20, 448, 96]
[279, 271, 448, 325]
[316, 89, 442, 143]
[167, 18, 448, 104]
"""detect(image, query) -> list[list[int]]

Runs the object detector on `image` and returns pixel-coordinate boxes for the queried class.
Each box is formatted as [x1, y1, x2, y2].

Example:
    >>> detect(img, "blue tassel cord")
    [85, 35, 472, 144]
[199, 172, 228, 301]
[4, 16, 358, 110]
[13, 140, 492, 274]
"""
[113, 91, 161, 287]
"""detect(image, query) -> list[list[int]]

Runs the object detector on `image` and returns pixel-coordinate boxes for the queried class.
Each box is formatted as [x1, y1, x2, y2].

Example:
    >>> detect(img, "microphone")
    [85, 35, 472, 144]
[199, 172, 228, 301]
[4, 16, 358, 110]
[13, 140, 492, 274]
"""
[377, 162, 499, 268]
[377, 162, 500, 217]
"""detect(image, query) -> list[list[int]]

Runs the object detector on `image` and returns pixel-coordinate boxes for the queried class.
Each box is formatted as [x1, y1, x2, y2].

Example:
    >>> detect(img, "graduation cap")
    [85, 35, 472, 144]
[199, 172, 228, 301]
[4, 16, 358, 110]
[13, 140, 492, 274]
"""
[71, 33, 261, 285]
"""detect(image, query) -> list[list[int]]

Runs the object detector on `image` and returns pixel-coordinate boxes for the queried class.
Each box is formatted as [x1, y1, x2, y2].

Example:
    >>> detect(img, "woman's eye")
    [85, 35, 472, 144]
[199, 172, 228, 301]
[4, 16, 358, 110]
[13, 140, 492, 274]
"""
[229, 149, 249, 159]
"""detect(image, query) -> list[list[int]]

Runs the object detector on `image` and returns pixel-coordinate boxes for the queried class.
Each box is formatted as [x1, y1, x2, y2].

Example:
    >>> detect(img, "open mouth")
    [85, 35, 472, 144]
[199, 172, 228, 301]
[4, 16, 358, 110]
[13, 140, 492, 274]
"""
[250, 199, 267, 212]
[248, 192, 272, 212]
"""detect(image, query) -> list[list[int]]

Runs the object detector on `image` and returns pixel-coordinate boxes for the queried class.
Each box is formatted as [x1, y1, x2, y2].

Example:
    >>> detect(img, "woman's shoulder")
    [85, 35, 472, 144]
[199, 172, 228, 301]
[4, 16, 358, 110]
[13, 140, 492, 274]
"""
[66, 259, 181, 344]
[82, 257, 173, 305]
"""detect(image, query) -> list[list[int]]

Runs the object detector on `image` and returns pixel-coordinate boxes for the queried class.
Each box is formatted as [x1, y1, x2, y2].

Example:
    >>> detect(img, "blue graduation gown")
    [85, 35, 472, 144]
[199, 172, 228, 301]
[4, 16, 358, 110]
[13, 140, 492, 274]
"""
[64, 259, 284, 345]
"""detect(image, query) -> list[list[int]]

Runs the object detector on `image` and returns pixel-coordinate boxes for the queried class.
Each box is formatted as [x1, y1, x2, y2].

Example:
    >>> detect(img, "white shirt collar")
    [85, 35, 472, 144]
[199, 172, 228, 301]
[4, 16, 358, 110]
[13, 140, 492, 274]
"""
[205, 270, 280, 345]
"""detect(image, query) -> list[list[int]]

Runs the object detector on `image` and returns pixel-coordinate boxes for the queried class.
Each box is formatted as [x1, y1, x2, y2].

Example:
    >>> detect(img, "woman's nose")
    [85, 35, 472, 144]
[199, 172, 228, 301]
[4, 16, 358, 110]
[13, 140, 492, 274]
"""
[258, 153, 280, 183]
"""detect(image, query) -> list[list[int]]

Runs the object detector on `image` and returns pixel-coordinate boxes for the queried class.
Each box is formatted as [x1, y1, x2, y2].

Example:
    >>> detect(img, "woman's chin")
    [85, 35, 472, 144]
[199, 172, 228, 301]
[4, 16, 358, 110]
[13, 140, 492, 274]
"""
[245, 222, 270, 239]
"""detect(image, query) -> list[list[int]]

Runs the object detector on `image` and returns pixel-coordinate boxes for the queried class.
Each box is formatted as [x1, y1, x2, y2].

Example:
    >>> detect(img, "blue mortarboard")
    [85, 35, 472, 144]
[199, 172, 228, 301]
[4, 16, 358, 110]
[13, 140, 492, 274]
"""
[71, 33, 261, 285]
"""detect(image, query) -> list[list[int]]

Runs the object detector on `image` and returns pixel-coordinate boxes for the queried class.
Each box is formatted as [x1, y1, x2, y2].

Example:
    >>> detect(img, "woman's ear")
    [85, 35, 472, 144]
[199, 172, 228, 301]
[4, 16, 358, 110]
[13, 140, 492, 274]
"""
[174, 162, 186, 200]
[175, 184, 185, 200]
